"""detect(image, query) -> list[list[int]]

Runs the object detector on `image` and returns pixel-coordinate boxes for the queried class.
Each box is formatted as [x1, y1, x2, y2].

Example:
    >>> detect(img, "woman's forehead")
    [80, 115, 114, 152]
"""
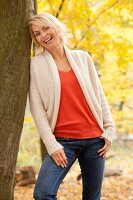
[31, 23, 49, 32]
[32, 19, 52, 27]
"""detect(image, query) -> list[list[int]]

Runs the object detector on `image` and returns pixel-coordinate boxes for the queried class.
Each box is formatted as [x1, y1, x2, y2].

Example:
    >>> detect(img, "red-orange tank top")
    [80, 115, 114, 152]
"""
[54, 68, 102, 138]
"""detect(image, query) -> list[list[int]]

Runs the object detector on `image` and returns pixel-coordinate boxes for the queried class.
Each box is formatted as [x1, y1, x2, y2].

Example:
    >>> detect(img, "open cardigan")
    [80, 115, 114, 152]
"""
[28, 45, 115, 155]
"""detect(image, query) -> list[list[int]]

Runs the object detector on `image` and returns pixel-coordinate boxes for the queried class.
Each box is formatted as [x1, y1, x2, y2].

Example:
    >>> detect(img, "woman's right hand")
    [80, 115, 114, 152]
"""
[51, 149, 68, 168]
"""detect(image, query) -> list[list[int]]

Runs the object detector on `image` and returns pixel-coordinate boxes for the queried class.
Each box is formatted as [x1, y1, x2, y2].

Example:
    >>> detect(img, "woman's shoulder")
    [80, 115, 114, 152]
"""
[71, 49, 91, 60]
[71, 48, 90, 57]
[30, 53, 43, 64]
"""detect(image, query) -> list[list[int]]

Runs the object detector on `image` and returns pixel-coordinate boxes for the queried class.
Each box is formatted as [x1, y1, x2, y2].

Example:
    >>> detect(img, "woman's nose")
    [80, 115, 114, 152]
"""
[41, 31, 47, 38]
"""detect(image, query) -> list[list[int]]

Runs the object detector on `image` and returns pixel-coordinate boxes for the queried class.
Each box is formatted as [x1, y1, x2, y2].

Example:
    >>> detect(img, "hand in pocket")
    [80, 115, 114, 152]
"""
[98, 137, 111, 157]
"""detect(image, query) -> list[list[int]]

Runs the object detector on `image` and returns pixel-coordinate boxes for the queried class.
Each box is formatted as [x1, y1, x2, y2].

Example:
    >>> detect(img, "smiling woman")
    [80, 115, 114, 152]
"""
[28, 12, 115, 200]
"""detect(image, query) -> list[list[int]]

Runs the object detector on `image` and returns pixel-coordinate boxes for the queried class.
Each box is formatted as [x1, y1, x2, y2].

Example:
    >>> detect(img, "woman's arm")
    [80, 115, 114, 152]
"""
[85, 52, 115, 143]
[28, 60, 63, 155]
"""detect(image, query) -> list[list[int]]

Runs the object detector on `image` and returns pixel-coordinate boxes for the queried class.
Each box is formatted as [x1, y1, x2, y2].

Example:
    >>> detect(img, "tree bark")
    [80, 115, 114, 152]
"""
[40, 138, 47, 162]
[0, 0, 34, 199]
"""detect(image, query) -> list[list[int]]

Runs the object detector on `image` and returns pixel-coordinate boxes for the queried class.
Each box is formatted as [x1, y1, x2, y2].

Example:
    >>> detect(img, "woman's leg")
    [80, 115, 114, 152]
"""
[33, 139, 80, 200]
[78, 137, 105, 200]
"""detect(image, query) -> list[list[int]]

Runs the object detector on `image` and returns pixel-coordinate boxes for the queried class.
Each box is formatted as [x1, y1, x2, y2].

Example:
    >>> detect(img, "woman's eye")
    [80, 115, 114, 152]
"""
[43, 26, 49, 30]
[35, 33, 40, 36]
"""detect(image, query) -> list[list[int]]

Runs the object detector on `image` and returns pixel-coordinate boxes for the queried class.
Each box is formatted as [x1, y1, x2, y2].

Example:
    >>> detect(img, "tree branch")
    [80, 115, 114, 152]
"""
[56, 0, 65, 18]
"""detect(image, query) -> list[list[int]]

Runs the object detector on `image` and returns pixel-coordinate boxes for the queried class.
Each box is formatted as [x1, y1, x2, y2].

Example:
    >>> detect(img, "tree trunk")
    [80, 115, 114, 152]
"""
[0, 0, 34, 199]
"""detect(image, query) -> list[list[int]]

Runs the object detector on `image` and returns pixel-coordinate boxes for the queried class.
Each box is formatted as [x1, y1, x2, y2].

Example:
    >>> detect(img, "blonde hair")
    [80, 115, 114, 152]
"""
[28, 12, 69, 55]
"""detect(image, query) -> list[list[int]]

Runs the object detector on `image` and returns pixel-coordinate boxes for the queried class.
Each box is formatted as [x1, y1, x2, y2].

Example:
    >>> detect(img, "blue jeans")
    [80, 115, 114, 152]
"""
[33, 137, 105, 200]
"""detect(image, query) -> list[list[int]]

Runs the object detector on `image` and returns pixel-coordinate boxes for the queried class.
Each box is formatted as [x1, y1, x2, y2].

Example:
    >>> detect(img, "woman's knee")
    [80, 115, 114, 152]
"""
[33, 185, 57, 200]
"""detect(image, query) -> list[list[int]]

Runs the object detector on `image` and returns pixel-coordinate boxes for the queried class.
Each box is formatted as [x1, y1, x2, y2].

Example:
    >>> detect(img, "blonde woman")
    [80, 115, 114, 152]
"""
[28, 12, 115, 200]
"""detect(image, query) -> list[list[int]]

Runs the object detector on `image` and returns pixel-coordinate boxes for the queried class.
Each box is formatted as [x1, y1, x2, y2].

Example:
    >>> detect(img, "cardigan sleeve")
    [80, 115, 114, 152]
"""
[28, 60, 64, 155]
[85, 52, 115, 143]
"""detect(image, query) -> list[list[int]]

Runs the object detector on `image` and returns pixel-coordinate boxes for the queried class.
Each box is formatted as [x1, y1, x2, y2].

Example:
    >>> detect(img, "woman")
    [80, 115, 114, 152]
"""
[28, 12, 115, 200]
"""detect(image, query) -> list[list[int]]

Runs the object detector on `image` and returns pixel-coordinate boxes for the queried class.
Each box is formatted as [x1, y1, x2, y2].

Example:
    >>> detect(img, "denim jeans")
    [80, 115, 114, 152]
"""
[33, 137, 105, 200]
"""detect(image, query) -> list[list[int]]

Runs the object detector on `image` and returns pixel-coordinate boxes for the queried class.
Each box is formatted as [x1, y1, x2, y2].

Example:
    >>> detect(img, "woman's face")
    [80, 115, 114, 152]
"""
[31, 24, 62, 51]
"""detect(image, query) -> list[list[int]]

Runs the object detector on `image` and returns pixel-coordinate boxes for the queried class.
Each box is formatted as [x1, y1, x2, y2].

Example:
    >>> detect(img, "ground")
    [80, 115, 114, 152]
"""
[14, 172, 133, 200]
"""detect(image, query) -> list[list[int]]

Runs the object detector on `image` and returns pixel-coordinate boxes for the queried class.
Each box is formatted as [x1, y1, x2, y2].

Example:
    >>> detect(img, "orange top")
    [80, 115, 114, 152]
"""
[54, 68, 102, 138]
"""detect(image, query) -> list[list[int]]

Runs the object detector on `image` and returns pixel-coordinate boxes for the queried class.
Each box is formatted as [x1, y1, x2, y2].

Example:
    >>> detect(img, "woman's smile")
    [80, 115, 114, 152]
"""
[43, 37, 53, 44]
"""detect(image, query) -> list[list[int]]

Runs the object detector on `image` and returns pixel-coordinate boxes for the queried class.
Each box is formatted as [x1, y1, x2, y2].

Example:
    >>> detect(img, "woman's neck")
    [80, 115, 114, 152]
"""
[49, 45, 66, 61]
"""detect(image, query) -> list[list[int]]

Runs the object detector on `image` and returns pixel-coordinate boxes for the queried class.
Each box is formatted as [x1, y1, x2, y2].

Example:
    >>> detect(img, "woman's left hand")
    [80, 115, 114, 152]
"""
[98, 137, 111, 157]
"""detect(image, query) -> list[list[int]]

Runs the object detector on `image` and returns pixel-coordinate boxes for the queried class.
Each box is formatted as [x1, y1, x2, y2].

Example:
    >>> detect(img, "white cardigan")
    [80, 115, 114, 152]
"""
[29, 45, 115, 155]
